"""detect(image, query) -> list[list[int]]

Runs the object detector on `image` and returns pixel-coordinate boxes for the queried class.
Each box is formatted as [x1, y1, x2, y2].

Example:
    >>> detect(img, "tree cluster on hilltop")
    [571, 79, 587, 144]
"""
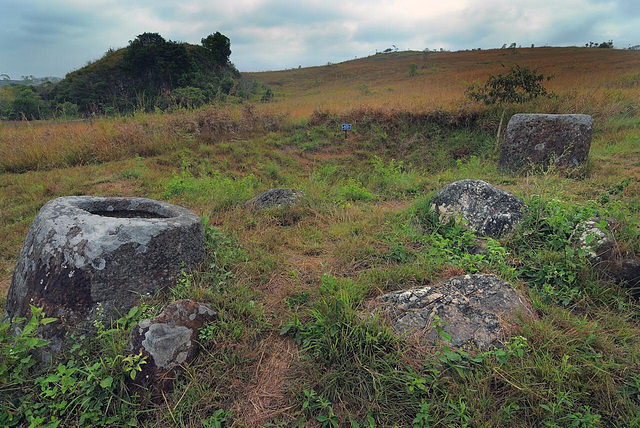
[0, 32, 270, 119]
[48, 32, 243, 115]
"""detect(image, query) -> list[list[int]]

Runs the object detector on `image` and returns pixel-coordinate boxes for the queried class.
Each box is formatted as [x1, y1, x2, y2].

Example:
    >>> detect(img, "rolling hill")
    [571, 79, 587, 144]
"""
[248, 47, 640, 117]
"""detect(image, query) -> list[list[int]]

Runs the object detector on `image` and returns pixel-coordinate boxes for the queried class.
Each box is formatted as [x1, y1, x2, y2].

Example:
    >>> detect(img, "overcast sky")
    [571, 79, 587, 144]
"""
[1, 0, 638, 78]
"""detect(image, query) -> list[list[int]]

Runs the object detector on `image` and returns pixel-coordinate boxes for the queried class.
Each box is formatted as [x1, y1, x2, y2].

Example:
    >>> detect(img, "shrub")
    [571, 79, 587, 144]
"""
[172, 86, 206, 109]
[467, 64, 554, 148]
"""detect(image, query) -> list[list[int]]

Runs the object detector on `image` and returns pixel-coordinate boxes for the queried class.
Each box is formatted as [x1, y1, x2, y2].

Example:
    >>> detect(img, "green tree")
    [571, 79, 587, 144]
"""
[57, 101, 79, 119]
[466, 64, 554, 149]
[220, 74, 234, 95]
[10, 87, 49, 120]
[172, 86, 206, 108]
[261, 87, 274, 102]
[201, 32, 231, 66]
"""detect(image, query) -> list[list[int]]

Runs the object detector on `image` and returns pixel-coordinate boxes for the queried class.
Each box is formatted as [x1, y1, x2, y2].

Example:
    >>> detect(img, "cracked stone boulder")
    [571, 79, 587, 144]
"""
[500, 114, 593, 172]
[246, 188, 304, 210]
[431, 179, 526, 237]
[374, 274, 530, 351]
[572, 218, 640, 297]
[130, 299, 217, 394]
[5, 196, 204, 349]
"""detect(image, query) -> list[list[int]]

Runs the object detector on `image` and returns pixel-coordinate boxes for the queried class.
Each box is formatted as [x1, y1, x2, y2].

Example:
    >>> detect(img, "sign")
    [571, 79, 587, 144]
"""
[341, 123, 352, 131]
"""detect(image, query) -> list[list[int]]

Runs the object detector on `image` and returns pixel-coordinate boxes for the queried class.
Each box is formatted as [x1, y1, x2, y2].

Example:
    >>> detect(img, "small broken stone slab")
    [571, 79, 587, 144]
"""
[246, 188, 304, 210]
[572, 219, 640, 296]
[130, 299, 217, 394]
[572, 218, 616, 262]
[374, 274, 529, 350]
[431, 179, 526, 238]
[500, 113, 593, 172]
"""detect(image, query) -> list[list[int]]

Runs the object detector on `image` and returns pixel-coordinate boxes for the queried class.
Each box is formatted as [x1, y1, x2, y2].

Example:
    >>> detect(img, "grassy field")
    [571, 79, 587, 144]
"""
[249, 47, 640, 117]
[1, 47, 640, 427]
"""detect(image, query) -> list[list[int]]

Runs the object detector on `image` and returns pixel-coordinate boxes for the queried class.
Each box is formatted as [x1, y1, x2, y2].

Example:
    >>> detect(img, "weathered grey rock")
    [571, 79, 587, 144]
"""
[431, 179, 526, 237]
[375, 274, 529, 350]
[573, 218, 640, 297]
[572, 218, 617, 262]
[500, 113, 593, 171]
[246, 188, 304, 210]
[5, 196, 204, 348]
[130, 299, 217, 393]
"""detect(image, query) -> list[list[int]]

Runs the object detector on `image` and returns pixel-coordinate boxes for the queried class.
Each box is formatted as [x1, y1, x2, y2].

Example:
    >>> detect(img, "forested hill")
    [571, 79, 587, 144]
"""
[48, 32, 243, 114]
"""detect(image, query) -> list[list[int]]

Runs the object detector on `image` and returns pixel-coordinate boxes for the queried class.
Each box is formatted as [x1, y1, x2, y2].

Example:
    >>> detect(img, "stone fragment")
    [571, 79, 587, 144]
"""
[573, 218, 640, 297]
[5, 196, 204, 350]
[573, 218, 617, 262]
[246, 188, 304, 210]
[500, 113, 592, 171]
[375, 274, 529, 350]
[130, 299, 217, 393]
[431, 179, 526, 237]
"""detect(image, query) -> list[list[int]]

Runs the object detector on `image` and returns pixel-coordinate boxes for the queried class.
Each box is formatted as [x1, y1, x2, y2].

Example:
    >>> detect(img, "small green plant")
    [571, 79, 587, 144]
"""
[368, 156, 422, 197]
[203, 409, 232, 427]
[299, 389, 339, 427]
[171, 270, 194, 299]
[467, 64, 554, 149]
[261, 88, 274, 103]
[1, 306, 148, 427]
[0, 306, 55, 395]
[413, 401, 433, 427]
[357, 83, 373, 95]
[338, 179, 374, 201]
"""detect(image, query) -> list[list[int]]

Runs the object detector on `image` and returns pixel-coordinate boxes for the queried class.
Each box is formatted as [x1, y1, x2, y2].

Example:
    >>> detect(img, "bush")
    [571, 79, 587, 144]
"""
[172, 86, 206, 109]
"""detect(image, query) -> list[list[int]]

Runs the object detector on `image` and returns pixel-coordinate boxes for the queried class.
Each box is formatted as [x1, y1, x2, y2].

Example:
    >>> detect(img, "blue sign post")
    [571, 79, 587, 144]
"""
[341, 123, 352, 139]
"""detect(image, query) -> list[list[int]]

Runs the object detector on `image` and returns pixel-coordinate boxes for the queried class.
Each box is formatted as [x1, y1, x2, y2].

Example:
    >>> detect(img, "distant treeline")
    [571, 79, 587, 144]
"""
[0, 32, 272, 120]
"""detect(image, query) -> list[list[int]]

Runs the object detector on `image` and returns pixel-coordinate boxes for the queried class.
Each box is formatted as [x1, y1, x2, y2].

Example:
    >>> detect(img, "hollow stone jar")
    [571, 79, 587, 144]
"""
[5, 196, 204, 348]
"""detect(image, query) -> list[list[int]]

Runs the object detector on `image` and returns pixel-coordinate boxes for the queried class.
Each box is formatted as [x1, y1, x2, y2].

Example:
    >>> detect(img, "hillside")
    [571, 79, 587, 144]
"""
[1, 47, 640, 426]
[47, 32, 244, 115]
[249, 47, 640, 116]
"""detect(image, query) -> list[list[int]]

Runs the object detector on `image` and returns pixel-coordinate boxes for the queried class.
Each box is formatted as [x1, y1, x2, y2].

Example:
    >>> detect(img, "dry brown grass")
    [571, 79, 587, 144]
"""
[0, 105, 283, 174]
[249, 47, 640, 118]
[231, 335, 298, 427]
[0, 116, 182, 173]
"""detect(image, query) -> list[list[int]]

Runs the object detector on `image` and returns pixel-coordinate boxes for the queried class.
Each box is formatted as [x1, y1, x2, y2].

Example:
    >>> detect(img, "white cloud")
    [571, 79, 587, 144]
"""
[0, 0, 637, 77]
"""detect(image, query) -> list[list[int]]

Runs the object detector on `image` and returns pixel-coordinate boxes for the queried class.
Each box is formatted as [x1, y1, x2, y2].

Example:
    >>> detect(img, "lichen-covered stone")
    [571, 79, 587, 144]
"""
[5, 196, 204, 349]
[375, 274, 529, 350]
[431, 179, 526, 237]
[130, 299, 217, 393]
[572, 218, 640, 297]
[572, 218, 616, 262]
[246, 188, 304, 210]
[500, 114, 593, 171]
